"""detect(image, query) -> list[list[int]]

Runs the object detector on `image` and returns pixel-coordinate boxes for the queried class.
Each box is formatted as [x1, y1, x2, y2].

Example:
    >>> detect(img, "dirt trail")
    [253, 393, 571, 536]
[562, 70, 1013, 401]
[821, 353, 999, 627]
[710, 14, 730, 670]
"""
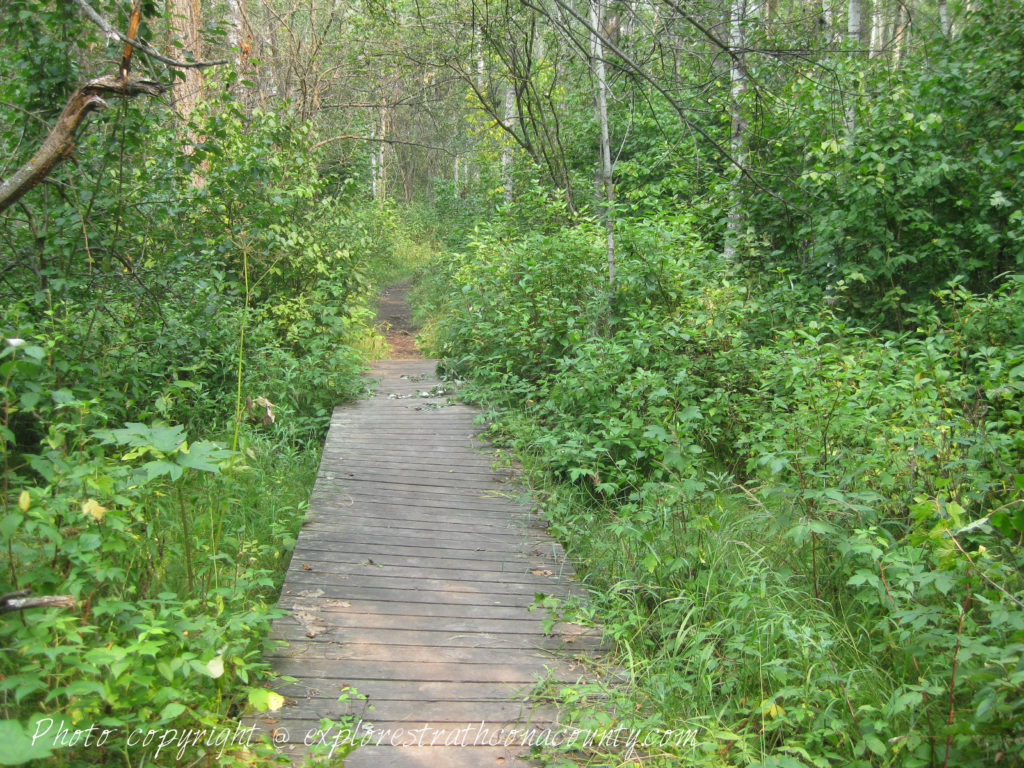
[374, 280, 421, 359]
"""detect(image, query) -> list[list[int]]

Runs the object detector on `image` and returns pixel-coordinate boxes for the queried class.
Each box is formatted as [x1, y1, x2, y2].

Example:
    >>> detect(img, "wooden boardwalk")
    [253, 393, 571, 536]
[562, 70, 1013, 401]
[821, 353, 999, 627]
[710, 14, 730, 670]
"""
[257, 359, 600, 767]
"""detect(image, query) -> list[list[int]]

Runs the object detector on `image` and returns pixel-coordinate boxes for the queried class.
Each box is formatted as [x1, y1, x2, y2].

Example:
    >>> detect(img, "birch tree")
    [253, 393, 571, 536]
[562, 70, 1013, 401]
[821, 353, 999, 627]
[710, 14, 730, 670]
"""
[725, 0, 748, 259]
[589, 0, 616, 284]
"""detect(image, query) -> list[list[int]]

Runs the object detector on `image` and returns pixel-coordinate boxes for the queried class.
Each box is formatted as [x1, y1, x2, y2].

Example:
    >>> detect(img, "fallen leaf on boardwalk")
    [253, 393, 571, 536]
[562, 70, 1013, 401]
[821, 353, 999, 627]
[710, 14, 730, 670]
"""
[530, 569, 554, 577]
[324, 600, 351, 609]
[295, 610, 330, 637]
[302, 563, 313, 571]
[296, 589, 325, 598]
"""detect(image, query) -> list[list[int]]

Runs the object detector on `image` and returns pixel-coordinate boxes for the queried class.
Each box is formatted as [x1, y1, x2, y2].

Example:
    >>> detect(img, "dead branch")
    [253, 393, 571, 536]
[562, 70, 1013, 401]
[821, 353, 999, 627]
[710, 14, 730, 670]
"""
[0, 590, 76, 614]
[0, 75, 169, 215]
[71, 0, 227, 70]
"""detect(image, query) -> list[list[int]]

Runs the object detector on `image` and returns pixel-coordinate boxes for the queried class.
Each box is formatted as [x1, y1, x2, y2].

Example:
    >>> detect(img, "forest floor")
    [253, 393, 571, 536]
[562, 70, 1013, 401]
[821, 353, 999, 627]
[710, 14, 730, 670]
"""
[374, 279, 420, 359]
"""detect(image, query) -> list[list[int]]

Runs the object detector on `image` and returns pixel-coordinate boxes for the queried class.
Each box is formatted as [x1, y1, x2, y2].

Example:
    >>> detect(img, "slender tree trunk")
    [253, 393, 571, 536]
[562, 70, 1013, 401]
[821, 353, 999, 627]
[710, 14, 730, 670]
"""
[501, 82, 515, 203]
[376, 104, 387, 201]
[589, 0, 616, 284]
[892, 2, 910, 64]
[843, 0, 861, 136]
[473, 32, 485, 186]
[847, 0, 862, 44]
[937, 0, 951, 37]
[870, 0, 885, 57]
[724, 0, 747, 260]
[370, 120, 379, 200]
[226, 0, 248, 64]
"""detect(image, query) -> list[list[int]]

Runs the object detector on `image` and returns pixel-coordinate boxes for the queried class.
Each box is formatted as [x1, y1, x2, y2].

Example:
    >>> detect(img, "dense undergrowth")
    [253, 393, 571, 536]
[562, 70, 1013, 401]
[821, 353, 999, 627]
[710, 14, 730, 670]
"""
[0, 80, 416, 764]
[416, 200, 1024, 767]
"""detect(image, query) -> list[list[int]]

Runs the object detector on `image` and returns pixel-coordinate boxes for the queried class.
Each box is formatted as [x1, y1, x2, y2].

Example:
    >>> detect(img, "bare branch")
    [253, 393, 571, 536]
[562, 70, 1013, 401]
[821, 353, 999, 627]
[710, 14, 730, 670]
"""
[0, 590, 76, 614]
[71, 0, 227, 69]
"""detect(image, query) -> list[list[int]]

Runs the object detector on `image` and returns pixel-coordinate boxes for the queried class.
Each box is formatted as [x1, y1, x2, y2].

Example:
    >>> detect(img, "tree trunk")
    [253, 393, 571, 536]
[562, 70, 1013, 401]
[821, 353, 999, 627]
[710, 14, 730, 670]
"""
[892, 2, 910, 64]
[168, 0, 204, 125]
[843, 0, 861, 136]
[870, 0, 885, 57]
[724, 0, 747, 260]
[938, 0, 951, 37]
[589, 0, 616, 284]
[847, 0, 862, 45]
[501, 82, 515, 203]
[373, 104, 387, 202]
[226, 0, 248, 64]
[473, 32, 485, 186]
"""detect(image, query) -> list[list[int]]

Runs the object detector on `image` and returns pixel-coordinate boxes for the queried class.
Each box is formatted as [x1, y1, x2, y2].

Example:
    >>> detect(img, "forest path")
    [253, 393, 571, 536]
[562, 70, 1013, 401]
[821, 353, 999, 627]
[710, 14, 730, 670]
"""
[374, 279, 421, 359]
[256, 325, 601, 766]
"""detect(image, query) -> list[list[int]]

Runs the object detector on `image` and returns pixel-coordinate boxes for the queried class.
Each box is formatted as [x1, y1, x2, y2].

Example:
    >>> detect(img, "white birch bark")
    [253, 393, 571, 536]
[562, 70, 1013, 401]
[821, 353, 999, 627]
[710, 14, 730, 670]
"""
[589, 0, 616, 284]
[843, 0, 861, 136]
[370, 120, 379, 201]
[501, 82, 515, 203]
[472, 32, 485, 185]
[372, 104, 387, 202]
[938, 0, 951, 37]
[724, 0, 747, 260]
[870, 0, 885, 58]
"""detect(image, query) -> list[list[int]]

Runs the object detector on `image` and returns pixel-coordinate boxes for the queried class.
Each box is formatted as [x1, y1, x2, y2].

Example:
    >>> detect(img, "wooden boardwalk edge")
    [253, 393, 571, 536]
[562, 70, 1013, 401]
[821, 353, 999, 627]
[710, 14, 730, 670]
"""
[251, 359, 603, 767]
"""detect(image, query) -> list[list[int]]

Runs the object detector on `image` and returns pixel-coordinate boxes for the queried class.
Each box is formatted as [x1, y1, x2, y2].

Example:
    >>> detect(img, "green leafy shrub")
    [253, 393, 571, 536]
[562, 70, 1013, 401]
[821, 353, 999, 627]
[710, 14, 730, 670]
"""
[423, 193, 1024, 765]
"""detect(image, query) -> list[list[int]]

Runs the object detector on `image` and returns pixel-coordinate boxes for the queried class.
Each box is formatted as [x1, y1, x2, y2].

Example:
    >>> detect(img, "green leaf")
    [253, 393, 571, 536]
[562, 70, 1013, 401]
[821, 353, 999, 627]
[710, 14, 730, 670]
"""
[176, 440, 233, 473]
[864, 734, 886, 757]
[159, 702, 187, 721]
[0, 718, 55, 765]
[0, 512, 23, 540]
[248, 688, 285, 712]
[141, 460, 182, 482]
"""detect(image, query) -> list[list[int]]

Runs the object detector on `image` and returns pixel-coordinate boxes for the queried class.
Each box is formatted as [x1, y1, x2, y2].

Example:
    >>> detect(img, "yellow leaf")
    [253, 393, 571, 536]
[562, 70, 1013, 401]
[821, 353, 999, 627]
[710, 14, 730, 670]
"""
[18, 490, 31, 512]
[762, 701, 786, 719]
[82, 499, 107, 522]
[266, 691, 285, 712]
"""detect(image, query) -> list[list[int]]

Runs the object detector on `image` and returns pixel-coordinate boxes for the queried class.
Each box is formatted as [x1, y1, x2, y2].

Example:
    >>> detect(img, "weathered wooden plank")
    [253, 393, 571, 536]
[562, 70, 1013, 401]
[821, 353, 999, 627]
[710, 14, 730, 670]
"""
[266, 627, 603, 652]
[275, 699, 560, 727]
[282, 552, 571, 578]
[274, 608, 584, 636]
[280, 569, 579, 592]
[342, 745, 534, 768]
[290, 538, 559, 563]
[267, 658, 578, 685]
[274, 598, 555, 621]
[301, 518, 547, 542]
[275, 682, 556, 710]
[266, 642, 596, 666]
